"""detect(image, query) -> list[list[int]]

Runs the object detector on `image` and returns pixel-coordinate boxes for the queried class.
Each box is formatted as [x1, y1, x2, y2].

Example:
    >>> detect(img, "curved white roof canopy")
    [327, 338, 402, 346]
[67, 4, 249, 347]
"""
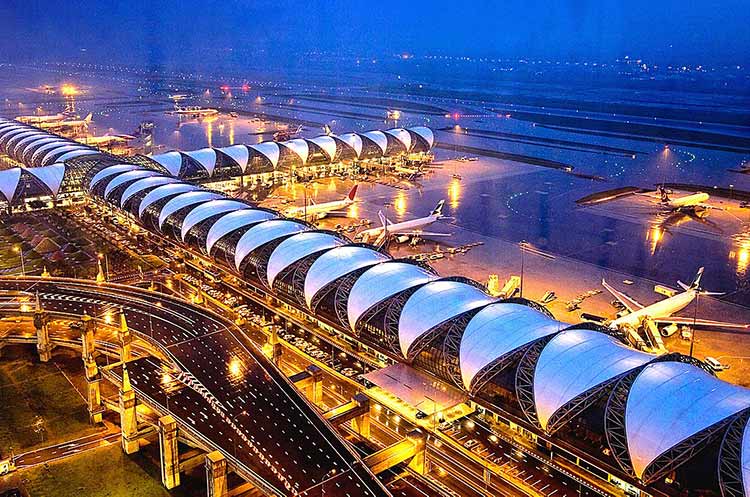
[233, 220, 309, 271]
[336, 133, 363, 158]
[249, 142, 280, 168]
[304, 246, 389, 308]
[179, 199, 248, 241]
[205, 209, 277, 255]
[409, 126, 435, 148]
[10, 133, 50, 157]
[185, 148, 217, 176]
[385, 128, 412, 151]
[6, 131, 46, 156]
[104, 170, 160, 200]
[28, 163, 66, 195]
[347, 262, 437, 331]
[89, 164, 139, 190]
[120, 176, 177, 207]
[399, 280, 496, 358]
[41, 144, 89, 166]
[361, 131, 388, 154]
[282, 139, 309, 164]
[308, 136, 337, 160]
[266, 232, 345, 287]
[138, 183, 200, 217]
[0, 168, 22, 202]
[30, 139, 72, 164]
[741, 419, 750, 496]
[56, 149, 98, 163]
[150, 151, 183, 176]
[21, 137, 60, 162]
[157, 191, 223, 229]
[534, 328, 654, 431]
[626, 361, 750, 479]
[459, 303, 564, 390]
[217, 145, 249, 172]
[1, 128, 36, 147]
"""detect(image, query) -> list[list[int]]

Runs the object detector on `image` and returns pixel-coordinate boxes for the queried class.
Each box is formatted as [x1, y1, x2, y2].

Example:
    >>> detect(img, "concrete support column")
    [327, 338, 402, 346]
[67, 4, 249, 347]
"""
[306, 365, 323, 405]
[159, 415, 180, 489]
[407, 449, 426, 475]
[33, 294, 51, 362]
[352, 413, 371, 439]
[81, 314, 103, 424]
[205, 450, 227, 497]
[118, 365, 139, 454]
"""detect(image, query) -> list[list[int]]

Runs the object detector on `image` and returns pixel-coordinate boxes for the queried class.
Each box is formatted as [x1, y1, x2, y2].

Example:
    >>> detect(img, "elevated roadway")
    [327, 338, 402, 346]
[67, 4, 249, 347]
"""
[0, 276, 391, 497]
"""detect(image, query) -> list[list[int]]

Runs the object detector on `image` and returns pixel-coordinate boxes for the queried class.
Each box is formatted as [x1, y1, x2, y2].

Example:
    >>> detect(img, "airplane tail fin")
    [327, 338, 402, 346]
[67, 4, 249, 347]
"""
[347, 184, 358, 202]
[323, 124, 332, 136]
[431, 199, 445, 217]
[658, 185, 669, 203]
[678, 267, 705, 291]
[84, 113, 93, 123]
[378, 210, 387, 228]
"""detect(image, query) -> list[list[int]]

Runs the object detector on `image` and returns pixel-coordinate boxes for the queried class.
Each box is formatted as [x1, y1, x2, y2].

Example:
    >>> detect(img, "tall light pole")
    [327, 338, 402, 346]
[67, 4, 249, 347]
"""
[519, 240, 527, 298]
[14, 245, 25, 276]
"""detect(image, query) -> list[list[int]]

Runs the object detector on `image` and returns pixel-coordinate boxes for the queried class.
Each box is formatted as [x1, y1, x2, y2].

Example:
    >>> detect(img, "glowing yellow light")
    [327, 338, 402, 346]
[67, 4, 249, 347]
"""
[449, 177, 461, 210]
[393, 191, 407, 216]
[228, 356, 243, 378]
[20, 304, 31, 313]
[60, 84, 79, 97]
[228, 121, 235, 145]
[161, 371, 172, 386]
[104, 313, 113, 324]
[649, 225, 662, 255]
[206, 120, 213, 148]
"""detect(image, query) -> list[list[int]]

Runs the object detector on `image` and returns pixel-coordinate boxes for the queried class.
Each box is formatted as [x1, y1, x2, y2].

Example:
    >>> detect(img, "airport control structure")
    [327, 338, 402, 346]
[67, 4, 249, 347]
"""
[2, 116, 750, 497]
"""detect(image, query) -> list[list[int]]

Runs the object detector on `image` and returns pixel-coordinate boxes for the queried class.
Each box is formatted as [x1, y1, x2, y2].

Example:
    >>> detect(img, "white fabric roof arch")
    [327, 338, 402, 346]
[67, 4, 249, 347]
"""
[205, 209, 277, 255]
[179, 199, 248, 241]
[304, 246, 389, 308]
[266, 232, 345, 287]
[398, 280, 496, 358]
[233, 219, 309, 271]
[347, 262, 437, 331]
[459, 302, 564, 390]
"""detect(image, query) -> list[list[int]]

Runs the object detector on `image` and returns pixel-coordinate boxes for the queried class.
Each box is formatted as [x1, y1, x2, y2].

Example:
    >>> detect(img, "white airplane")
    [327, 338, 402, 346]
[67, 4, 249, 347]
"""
[285, 185, 358, 220]
[649, 186, 720, 214]
[603, 267, 748, 333]
[356, 200, 451, 246]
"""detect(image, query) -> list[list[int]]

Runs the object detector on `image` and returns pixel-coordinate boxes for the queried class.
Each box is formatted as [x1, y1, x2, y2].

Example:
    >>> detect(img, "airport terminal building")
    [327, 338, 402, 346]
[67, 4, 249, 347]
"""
[1, 117, 749, 497]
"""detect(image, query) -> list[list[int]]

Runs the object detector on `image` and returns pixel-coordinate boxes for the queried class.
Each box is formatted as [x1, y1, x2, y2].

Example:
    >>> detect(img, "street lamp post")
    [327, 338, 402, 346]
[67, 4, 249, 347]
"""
[519, 240, 527, 298]
[14, 245, 25, 276]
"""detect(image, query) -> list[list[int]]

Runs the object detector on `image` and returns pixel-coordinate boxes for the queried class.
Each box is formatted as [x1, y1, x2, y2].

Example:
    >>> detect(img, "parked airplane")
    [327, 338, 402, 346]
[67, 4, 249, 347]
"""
[603, 268, 748, 334]
[356, 200, 450, 246]
[273, 125, 303, 142]
[35, 113, 93, 132]
[648, 186, 720, 214]
[285, 185, 358, 220]
[393, 164, 423, 180]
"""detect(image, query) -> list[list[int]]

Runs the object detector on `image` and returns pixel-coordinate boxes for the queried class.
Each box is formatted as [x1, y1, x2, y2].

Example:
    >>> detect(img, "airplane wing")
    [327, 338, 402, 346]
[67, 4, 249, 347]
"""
[652, 316, 749, 330]
[388, 230, 452, 237]
[695, 203, 723, 211]
[602, 279, 644, 313]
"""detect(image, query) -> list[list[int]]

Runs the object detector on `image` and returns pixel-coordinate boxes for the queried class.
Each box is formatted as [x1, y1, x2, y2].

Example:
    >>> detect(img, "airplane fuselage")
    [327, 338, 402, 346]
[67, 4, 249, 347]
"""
[286, 198, 353, 220]
[666, 192, 710, 210]
[358, 214, 439, 241]
[611, 290, 696, 328]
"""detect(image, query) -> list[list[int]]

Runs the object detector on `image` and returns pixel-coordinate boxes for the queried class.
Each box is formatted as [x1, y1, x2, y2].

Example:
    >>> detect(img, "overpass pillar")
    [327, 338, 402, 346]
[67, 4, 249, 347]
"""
[159, 415, 180, 489]
[406, 430, 427, 475]
[118, 364, 139, 454]
[118, 308, 132, 362]
[306, 364, 323, 405]
[81, 314, 103, 424]
[269, 325, 282, 366]
[33, 293, 52, 362]
[205, 450, 227, 497]
[351, 394, 371, 438]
